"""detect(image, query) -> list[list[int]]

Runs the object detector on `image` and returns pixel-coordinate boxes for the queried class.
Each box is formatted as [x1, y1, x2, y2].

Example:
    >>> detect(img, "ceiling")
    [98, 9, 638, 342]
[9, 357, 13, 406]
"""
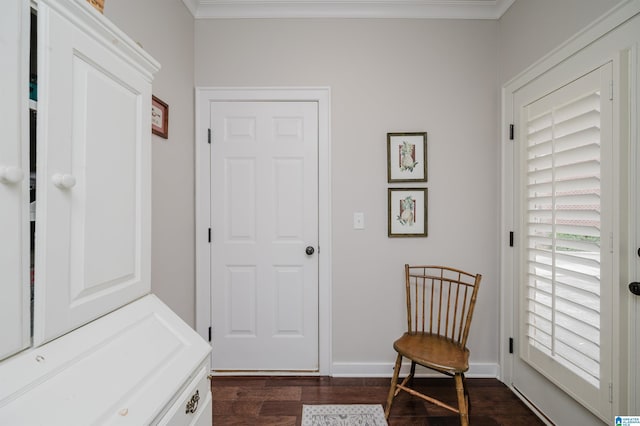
[181, 0, 516, 19]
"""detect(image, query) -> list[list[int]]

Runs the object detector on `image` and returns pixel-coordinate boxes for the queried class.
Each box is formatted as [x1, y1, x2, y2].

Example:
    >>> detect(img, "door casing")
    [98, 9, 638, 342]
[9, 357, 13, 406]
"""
[195, 87, 332, 375]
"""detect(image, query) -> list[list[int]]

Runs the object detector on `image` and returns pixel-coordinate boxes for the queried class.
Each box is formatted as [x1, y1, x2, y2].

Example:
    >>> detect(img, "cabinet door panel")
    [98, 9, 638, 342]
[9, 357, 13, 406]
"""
[0, 0, 30, 361]
[69, 57, 138, 300]
[33, 0, 152, 346]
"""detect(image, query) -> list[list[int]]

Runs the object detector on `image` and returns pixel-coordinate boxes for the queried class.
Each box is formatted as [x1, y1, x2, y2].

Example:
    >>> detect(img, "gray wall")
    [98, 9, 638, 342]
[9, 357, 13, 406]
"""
[499, 0, 621, 84]
[103, 0, 624, 371]
[105, 0, 197, 325]
[194, 18, 501, 366]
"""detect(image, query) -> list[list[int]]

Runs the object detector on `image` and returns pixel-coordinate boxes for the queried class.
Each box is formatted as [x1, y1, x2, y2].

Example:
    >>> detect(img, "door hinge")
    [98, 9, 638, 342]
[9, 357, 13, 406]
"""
[509, 337, 514, 354]
[509, 231, 514, 247]
[208, 326, 212, 342]
[208, 228, 211, 243]
[208, 128, 212, 144]
[609, 80, 614, 101]
[609, 232, 614, 253]
[608, 382, 613, 403]
[509, 124, 514, 140]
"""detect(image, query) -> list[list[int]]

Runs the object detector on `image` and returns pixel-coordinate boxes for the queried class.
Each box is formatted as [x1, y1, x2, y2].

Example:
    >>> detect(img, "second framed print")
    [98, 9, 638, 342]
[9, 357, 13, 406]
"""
[387, 132, 427, 182]
[388, 188, 428, 237]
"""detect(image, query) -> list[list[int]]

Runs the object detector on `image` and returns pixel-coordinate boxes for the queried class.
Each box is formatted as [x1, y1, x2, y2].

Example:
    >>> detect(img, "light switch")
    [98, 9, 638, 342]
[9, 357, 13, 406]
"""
[353, 212, 365, 229]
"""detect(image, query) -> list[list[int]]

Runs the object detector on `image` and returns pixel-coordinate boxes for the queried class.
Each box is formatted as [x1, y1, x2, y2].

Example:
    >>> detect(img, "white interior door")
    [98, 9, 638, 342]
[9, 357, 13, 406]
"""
[0, 0, 30, 361]
[511, 62, 615, 424]
[210, 101, 319, 371]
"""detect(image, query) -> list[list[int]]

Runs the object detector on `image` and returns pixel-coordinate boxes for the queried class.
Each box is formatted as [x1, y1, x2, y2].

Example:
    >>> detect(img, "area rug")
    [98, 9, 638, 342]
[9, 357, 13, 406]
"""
[301, 404, 388, 426]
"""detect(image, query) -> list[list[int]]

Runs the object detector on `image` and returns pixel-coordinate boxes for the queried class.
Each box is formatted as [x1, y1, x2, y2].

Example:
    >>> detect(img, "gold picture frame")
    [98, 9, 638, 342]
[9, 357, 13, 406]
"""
[387, 132, 427, 183]
[388, 188, 428, 237]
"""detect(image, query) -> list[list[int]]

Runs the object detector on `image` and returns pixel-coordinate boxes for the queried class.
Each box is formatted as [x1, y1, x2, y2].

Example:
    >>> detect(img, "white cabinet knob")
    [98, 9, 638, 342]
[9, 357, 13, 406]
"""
[0, 166, 25, 184]
[52, 173, 77, 189]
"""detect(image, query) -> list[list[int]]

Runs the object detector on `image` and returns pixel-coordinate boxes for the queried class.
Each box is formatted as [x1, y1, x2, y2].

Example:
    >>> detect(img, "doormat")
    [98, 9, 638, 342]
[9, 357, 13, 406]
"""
[301, 404, 388, 426]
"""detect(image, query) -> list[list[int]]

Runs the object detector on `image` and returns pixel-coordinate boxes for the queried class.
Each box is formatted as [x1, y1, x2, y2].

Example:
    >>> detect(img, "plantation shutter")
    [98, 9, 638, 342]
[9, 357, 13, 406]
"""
[519, 62, 613, 415]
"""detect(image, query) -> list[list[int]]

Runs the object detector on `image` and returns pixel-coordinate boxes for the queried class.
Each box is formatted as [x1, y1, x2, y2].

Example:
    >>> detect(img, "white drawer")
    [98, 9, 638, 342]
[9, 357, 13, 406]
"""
[157, 364, 212, 426]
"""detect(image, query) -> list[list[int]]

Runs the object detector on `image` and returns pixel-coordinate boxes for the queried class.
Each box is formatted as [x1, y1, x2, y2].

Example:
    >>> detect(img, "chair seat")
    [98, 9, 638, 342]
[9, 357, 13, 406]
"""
[393, 333, 470, 374]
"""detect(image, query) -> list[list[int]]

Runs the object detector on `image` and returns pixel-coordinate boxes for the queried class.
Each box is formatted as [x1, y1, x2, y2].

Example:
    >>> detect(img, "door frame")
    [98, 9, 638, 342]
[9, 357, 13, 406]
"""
[500, 1, 640, 419]
[194, 87, 332, 375]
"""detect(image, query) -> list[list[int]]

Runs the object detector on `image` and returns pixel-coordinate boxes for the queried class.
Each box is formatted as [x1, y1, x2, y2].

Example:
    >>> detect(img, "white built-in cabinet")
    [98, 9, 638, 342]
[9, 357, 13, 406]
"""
[33, 0, 153, 346]
[0, 0, 212, 424]
[0, 0, 31, 363]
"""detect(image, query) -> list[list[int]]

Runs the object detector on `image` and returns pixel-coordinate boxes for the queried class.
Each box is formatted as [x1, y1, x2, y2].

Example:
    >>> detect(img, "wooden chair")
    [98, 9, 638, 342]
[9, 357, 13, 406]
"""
[384, 265, 482, 426]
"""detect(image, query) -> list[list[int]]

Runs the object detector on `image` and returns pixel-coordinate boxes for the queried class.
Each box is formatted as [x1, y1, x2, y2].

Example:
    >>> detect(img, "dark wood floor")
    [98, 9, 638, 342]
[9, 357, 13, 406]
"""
[211, 376, 545, 425]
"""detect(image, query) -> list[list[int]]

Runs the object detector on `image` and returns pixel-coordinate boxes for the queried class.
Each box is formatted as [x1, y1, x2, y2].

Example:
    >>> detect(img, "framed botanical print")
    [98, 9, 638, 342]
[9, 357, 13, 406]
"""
[388, 188, 428, 237]
[151, 95, 169, 139]
[387, 132, 427, 182]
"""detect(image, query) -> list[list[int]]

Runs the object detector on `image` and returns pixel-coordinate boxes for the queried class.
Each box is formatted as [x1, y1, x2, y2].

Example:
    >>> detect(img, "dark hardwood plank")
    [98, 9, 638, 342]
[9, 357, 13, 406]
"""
[211, 376, 544, 425]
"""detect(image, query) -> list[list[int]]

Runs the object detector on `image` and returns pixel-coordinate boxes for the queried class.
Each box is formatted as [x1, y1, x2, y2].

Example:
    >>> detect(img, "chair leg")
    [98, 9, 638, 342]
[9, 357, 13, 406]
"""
[462, 373, 471, 413]
[385, 354, 403, 419]
[409, 361, 416, 384]
[455, 373, 469, 426]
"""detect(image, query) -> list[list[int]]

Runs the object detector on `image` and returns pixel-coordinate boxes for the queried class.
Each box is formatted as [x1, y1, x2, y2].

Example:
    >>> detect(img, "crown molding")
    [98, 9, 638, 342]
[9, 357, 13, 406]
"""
[182, 0, 200, 16]
[182, 0, 515, 19]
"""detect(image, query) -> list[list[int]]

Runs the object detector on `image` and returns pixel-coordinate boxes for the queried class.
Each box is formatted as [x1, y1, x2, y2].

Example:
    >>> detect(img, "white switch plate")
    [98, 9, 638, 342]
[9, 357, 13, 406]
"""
[353, 212, 365, 229]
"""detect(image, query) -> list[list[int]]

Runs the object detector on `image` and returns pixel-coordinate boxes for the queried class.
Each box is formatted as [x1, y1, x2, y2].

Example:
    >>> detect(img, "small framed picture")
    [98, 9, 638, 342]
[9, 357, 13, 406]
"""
[151, 95, 169, 139]
[387, 132, 427, 182]
[388, 188, 428, 237]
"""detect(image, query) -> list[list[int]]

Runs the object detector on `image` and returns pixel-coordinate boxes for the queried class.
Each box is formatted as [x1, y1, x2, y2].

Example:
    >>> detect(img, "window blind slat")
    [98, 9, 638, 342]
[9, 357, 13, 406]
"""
[555, 224, 600, 237]
[528, 139, 553, 157]
[529, 278, 553, 292]
[555, 143, 600, 167]
[556, 313, 600, 347]
[555, 251, 601, 271]
[527, 111, 553, 132]
[527, 223, 553, 233]
[553, 111, 600, 140]
[527, 168, 553, 184]
[555, 209, 601, 223]
[555, 238, 600, 252]
[555, 287, 599, 314]
[554, 160, 600, 180]
[554, 127, 600, 152]
[555, 193, 600, 206]
[554, 92, 600, 122]
[528, 155, 553, 172]
[528, 182, 553, 196]
[527, 128, 553, 146]
[554, 342, 599, 387]
[555, 331, 599, 369]
[555, 176, 600, 192]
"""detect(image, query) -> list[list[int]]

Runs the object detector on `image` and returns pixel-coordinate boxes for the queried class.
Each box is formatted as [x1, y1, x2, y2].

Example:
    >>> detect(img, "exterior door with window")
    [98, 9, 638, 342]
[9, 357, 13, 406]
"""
[209, 101, 319, 371]
[511, 62, 614, 423]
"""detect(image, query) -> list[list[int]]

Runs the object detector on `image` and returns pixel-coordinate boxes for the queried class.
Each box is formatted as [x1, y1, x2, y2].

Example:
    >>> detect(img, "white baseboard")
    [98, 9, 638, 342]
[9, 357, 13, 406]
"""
[330, 362, 499, 378]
